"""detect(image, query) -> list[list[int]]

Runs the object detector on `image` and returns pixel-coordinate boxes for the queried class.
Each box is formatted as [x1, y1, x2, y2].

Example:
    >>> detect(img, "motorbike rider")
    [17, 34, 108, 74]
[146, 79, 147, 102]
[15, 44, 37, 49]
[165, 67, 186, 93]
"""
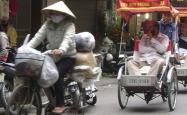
[0, 19, 15, 77]
[27, 1, 76, 114]
[0, 20, 9, 62]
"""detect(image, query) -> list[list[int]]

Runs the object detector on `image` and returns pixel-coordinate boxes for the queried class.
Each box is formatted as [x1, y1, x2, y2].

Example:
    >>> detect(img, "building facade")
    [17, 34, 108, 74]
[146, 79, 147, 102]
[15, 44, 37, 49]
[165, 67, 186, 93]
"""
[12, 0, 112, 46]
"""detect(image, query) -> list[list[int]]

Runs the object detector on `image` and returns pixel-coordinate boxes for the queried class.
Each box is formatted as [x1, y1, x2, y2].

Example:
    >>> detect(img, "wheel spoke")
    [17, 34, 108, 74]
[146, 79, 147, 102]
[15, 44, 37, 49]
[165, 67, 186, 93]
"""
[118, 83, 128, 109]
[7, 85, 42, 115]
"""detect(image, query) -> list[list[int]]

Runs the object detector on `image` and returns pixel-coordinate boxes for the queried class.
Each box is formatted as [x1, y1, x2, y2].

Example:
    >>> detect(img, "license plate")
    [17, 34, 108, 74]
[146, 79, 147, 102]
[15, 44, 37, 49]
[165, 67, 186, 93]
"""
[0, 73, 5, 82]
[122, 76, 156, 86]
[177, 69, 187, 76]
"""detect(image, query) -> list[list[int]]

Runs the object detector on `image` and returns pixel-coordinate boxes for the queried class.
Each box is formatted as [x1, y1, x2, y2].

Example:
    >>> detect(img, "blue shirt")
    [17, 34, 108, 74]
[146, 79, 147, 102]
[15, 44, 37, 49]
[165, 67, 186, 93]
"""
[159, 20, 175, 40]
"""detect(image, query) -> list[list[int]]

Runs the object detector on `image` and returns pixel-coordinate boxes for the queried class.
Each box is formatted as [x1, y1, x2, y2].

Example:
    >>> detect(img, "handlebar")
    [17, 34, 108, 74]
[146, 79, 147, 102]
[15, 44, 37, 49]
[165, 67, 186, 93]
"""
[0, 61, 15, 68]
[6, 47, 17, 54]
[42, 50, 53, 55]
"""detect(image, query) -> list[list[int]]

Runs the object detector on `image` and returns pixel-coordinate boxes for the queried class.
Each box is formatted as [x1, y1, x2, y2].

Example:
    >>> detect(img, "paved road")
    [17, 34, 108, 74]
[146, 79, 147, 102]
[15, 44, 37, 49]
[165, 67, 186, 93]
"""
[2, 77, 187, 115]
[83, 78, 187, 115]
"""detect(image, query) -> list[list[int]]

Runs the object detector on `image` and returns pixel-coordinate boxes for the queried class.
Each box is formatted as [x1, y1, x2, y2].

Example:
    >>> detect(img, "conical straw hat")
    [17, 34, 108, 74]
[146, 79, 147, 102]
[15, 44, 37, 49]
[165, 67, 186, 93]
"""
[42, 1, 76, 19]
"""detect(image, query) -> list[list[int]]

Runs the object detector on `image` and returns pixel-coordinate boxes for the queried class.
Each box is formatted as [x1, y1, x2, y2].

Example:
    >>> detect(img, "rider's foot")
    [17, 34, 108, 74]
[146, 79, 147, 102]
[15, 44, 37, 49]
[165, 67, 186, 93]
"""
[51, 106, 67, 114]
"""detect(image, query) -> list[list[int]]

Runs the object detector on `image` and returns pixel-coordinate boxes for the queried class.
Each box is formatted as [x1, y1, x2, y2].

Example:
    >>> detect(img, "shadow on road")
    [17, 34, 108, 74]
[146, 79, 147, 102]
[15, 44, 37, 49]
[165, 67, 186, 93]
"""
[124, 107, 168, 113]
[121, 100, 170, 113]
[178, 89, 187, 94]
[0, 111, 5, 115]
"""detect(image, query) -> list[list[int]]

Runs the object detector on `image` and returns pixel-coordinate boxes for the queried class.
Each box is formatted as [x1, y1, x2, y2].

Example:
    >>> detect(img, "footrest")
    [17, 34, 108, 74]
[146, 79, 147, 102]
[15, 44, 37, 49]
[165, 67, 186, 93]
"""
[176, 68, 187, 77]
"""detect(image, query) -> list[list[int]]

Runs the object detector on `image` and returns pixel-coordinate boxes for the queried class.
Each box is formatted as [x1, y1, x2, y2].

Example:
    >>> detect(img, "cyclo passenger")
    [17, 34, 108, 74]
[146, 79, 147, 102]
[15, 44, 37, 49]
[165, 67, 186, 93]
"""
[176, 18, 187, 63]
[26, 1, 76, 114]
[127, 20, 169, 77]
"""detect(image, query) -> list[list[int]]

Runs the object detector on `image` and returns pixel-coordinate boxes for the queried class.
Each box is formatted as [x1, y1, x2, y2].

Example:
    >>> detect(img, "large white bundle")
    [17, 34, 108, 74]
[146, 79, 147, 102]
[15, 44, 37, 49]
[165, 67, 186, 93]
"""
[15, 45, 59, 88]
[75, 32, 95, 52]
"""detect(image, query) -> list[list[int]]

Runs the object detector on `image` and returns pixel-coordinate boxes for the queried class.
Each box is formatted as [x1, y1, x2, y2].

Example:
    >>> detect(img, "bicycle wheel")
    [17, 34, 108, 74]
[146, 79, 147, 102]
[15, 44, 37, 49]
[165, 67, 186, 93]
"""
[118, 81, 129, 109]
[6, 84, 42, 115]
[0, 81, 13, 108]
[86, 95, 97, 105]
[167, 69, 178, 111]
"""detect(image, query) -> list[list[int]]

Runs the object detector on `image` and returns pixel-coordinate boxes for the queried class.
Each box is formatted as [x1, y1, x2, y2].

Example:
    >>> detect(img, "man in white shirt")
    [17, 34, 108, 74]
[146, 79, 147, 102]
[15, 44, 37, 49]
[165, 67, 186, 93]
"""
[127, 20, 169, 76]
[176, 19, 187, 58]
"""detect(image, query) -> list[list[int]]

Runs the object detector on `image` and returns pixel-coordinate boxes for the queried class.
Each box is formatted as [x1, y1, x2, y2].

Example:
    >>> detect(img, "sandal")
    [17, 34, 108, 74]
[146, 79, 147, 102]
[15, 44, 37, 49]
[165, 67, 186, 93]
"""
[51, 106, 67, 114]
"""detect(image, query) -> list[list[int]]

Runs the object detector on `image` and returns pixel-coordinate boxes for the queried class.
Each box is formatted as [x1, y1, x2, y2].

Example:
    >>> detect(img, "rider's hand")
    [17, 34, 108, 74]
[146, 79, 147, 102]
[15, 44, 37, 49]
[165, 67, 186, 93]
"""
[51, 49, 63, 56]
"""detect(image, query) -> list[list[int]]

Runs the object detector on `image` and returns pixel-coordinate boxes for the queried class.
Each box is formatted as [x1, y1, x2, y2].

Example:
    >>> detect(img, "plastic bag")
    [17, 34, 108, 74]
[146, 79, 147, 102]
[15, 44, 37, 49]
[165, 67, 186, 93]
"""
[37, 55, 59, 88]
[15, 45, 59, 88]
[75, 32, 95, 52]
[15, 46, 45, 78]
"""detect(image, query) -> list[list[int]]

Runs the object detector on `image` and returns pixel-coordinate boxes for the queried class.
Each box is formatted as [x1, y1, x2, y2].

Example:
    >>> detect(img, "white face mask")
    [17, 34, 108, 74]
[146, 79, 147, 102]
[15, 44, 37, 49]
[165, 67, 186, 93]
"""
[51, 15, 64, 23]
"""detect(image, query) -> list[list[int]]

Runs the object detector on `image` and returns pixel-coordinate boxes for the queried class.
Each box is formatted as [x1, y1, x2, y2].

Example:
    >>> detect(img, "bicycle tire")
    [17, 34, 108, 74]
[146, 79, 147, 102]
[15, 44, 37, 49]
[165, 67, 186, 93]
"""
[0, 81, 12, 108]
[118, 81, 129, 109]
[6, 84, 42, 115]
[167, 70, 178, 111]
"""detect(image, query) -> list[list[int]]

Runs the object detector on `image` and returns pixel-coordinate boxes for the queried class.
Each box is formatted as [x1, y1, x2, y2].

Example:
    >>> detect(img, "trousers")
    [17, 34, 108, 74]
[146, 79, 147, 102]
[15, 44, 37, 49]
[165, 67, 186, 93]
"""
[55, 57, 75, 106]
[127, 58, 165, 76]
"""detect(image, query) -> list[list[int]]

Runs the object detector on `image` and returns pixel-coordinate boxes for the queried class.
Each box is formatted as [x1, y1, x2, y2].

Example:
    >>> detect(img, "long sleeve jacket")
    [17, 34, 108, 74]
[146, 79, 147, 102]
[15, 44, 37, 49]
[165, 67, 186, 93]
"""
[138, 33, 169, 64]
[27, 19, 77, 62]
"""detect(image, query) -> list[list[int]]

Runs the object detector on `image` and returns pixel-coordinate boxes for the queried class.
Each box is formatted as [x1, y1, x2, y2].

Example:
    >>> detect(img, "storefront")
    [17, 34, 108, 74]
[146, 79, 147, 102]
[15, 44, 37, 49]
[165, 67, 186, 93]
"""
[0, 0, 9, 19]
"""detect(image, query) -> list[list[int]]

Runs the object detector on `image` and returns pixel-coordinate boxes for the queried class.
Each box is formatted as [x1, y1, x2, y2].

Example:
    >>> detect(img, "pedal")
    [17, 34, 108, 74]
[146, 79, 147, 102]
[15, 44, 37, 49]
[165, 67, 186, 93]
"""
[80, 104, 89, 109]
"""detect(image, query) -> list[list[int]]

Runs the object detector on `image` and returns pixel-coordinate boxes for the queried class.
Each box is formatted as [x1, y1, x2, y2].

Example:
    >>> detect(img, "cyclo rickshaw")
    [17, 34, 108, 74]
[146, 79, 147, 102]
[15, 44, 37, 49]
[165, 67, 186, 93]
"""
[172, 6, 187, 87]
[117, 0, 178, 111]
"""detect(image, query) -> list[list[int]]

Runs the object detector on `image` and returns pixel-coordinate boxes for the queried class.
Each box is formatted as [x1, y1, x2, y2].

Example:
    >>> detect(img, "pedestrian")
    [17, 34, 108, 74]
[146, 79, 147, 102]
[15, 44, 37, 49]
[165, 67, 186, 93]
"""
[1, 17, 18, 47]
[27, 1, 76, 114]
[127, 20, 169, 76]
[0, 19, 10, 62]
[176, 18, 187, 62]
[158, 12, 176, 41]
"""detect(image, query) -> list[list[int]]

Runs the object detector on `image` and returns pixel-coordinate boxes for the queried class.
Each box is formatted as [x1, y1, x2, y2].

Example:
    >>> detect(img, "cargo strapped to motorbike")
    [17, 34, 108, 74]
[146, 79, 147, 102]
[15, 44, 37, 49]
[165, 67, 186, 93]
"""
[15, 45, 59, 88]
[116, 0, 178, 111]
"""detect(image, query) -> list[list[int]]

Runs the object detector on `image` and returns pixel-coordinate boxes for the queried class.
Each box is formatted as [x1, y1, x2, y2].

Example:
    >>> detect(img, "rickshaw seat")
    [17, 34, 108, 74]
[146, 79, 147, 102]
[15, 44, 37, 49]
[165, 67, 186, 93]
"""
[131, 38, 172, 75]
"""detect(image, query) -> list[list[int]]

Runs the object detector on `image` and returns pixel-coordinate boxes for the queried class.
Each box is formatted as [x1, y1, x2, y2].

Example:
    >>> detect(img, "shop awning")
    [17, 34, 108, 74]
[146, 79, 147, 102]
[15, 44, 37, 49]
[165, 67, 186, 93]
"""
[116, 0, 176, 21]
[175, 7, 187, 17]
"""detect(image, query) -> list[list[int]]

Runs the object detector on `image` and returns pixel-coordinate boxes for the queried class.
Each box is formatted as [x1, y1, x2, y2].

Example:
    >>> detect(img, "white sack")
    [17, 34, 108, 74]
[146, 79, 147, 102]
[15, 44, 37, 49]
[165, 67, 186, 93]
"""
[15, 45, 59, 88]
[75, 32, 95, 52]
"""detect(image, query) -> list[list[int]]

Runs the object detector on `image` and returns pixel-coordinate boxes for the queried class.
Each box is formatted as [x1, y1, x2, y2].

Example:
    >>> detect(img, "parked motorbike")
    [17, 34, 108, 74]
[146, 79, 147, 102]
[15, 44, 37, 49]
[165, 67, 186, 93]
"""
[99, 45, 118, 78]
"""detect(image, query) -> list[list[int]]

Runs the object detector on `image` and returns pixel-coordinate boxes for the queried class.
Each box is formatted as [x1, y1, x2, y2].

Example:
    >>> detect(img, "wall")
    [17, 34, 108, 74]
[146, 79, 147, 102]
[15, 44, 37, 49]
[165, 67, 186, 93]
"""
[65, 0, 96, 34]
[47, 0, 59, 5]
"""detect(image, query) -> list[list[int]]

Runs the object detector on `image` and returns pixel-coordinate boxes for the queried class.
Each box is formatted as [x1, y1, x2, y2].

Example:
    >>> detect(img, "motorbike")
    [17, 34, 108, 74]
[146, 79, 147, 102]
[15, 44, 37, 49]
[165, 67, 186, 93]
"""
[45, 53, 102, 114]
[0, 47, 16, 108]
[99, 43, 118, 77]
